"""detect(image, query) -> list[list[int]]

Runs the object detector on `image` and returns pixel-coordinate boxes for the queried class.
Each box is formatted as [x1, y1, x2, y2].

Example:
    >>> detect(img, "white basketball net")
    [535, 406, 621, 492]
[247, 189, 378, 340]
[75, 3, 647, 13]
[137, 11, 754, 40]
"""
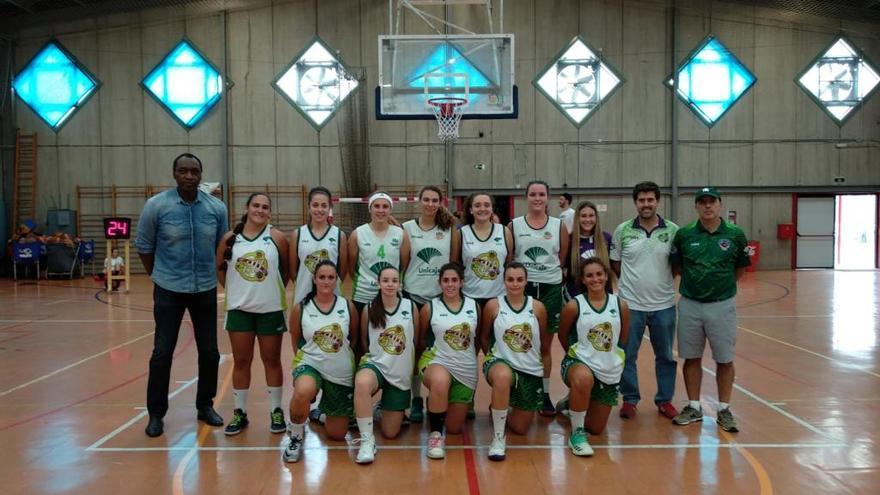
[429, 98, 467, 142]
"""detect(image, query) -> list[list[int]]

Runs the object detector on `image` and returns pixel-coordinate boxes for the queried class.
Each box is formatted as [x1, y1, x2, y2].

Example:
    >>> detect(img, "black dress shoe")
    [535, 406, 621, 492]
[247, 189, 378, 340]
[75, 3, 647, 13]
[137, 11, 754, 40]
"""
[145, 415, 164, 437]
[197, 407, 224, 426]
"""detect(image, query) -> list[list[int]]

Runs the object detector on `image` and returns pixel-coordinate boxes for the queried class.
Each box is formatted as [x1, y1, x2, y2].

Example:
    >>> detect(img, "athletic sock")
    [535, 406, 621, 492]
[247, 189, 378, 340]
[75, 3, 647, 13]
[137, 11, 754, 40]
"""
[689, 400, 701, 411]
[428, 411, 446, 434]
[356, 417, 374, 438]
[570, 410, 586, 431]
[411, 375, 422, 399]
[267, 386, 283, 411]
[289, 421, 305, 439]
[542, 378, 551, 396]
[233, 388, 249, 412]
[718, 402, 730, 411]
[491, 408, 508, 438]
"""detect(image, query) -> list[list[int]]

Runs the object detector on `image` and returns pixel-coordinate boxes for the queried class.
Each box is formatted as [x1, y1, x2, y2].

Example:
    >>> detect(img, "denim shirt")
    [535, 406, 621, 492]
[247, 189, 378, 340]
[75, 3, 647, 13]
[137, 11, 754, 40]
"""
[135, 188, 228, 294]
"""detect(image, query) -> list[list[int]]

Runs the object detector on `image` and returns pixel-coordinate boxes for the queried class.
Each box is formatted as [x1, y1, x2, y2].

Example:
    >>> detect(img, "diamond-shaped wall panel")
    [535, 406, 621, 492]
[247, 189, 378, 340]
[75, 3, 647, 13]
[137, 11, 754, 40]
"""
[533, 36, 624, 127]
[667, 36, 756, 127]
[796, 36, 880, 126]
[272, 38, 359, 131]
[141, 40, 223, 130]
[13, 40, 100, 132]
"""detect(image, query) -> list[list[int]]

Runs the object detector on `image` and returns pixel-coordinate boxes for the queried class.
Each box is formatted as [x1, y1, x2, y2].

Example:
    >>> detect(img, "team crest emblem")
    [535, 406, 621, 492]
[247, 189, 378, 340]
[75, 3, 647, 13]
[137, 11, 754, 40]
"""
[313, 323, 344, 353]
[471, 251, 501, 280]
[378, 325, 406, 355]
[718, 239, 731, 251]
[587, 322, 614, 352]
[503, 324, 533, 353]
[304, 249, 330, 273]
[543, 231, 552, 240]
[435, 232, 445, 240]
[235, 250, 269, 282]
[443, 323, 471, 351]
[658, 232, 669, 242]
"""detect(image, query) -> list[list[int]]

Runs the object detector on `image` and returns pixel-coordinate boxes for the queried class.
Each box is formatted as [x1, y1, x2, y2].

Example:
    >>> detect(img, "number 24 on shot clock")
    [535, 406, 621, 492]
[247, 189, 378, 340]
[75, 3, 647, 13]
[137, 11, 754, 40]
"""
[103, 217, 132, 239]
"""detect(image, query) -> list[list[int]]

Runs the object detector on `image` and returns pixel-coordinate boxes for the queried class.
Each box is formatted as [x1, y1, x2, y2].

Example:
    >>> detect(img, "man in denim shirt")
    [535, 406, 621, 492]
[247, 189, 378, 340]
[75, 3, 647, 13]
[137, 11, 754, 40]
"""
[136, 153, 228, 437]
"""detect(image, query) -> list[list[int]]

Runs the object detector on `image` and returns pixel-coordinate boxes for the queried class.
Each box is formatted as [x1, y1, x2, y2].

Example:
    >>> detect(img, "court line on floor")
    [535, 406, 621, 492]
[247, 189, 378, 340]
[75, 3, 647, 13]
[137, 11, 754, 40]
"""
[86, 376, 200, 451]
[172, 360, 234, 495]
[720, 429, 773, 495]
[738, 324, 880, 379]
[701, 366, 833, 440]
[86, 441, 848, 453]
[0, 331, 155, 397]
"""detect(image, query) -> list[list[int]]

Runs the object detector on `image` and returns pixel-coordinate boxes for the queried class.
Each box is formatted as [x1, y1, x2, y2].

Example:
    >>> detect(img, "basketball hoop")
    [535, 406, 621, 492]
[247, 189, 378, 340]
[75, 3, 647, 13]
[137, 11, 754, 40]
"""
[428, 97, 468, 142]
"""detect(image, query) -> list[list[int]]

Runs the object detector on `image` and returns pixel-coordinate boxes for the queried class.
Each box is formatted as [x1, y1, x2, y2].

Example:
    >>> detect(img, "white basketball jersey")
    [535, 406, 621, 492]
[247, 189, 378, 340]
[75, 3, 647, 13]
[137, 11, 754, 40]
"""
[364, 298, 416, 390]
[425, 296, 479, 389]
[461, 224, 507, 299]
[292, 296, 355, 386]
[224, 225, 287, 313]
[489, 296, 543, 376]
[511, 216, 562, 284]
[352, 224, 404, 304]
[293, 224, 342, 305]
[403, 219, 452, 303]
[570, 293, 625, 384]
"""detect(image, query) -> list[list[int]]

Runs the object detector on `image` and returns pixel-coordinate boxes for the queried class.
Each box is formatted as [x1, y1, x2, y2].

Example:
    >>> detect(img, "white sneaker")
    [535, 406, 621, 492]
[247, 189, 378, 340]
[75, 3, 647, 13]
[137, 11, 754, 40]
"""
[426, 431, 445, 459]
[488, 434, 506, 461]
[355, 434, 377, 464]
[282, 432, 303, 463]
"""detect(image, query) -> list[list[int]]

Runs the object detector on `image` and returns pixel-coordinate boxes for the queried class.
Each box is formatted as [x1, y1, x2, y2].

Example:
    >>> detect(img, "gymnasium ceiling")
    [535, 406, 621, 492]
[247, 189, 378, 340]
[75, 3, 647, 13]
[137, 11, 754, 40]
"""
[1, 0, 879, 34]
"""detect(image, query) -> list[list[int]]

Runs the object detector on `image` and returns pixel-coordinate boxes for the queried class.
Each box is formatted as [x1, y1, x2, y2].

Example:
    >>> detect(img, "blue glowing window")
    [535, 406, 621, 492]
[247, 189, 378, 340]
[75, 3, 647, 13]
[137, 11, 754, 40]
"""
[666, 36, 756, 127]
[796, 36, 880, 126]
[13, 40, 100, 132]
[141, 40, 223, 130]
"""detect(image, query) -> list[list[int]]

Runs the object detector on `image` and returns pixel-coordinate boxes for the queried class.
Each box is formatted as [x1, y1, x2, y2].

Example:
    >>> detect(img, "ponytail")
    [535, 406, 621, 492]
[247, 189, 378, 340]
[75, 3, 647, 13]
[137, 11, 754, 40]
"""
[419, 185, 455, 231]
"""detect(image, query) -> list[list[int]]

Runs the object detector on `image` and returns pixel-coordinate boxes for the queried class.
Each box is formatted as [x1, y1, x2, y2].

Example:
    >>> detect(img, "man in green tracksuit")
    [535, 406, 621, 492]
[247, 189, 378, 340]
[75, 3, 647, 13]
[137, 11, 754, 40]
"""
[669, 187, 750, 433]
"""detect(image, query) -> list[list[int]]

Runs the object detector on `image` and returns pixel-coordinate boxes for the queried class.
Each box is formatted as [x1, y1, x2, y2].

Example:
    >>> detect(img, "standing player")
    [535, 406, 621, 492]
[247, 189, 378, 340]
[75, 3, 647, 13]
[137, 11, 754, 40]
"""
[480, 262, 551, 461]
[216, 193, 290, 436]
[557, 257, 629, 456]
[566, 200, 613, 297]
[459, 193, 512, 309]
[671, 187, 750, 432]
[353, 266, 419, 464]
[417, 262, 479, 459]
[611, 181, 679, 420]
[290, 186, 347, 306]
[510, 181, 569, 416]
[349, 192, 411, 314]
[402, 185, 459, 423]
[283, 260, 358, 463]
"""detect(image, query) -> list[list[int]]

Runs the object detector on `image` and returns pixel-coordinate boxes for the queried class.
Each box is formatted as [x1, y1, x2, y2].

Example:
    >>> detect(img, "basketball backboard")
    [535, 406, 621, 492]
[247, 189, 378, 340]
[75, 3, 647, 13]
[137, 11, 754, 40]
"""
[376, 34, 517, 120]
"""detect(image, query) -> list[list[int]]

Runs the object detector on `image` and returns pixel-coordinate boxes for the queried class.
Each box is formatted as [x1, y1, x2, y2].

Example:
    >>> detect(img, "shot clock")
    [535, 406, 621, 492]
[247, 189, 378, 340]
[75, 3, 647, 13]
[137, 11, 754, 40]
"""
[102, 217, 132, 292]
[103, 217, 132, 239]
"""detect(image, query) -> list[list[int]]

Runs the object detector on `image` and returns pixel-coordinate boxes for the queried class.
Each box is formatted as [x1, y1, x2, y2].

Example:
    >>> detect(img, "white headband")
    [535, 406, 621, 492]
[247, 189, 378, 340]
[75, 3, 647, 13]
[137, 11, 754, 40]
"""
[368, 192, 393, 210]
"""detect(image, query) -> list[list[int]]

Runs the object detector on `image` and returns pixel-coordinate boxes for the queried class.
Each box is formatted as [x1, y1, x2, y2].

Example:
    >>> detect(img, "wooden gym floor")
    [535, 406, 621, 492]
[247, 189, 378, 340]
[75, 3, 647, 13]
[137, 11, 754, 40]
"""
[0, 270, 877, 494]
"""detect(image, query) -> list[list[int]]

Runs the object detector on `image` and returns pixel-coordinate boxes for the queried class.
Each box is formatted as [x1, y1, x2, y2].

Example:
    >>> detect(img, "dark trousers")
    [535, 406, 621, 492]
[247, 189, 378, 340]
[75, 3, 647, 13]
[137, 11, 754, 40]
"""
[146, 285, 219, 417]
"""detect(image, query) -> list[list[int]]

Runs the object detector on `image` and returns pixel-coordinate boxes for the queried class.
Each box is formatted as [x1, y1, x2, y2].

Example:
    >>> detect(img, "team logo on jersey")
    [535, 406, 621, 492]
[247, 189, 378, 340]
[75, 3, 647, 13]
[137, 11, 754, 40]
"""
[417, 247, 442, 264]
[444, 323, 471, 351]
[543, 231, 552, 240]
[524, 246, 549, 263]
[304, 249, 330, 273]
[587, 322, 614, 352]
[390, 238, 401, 247]
[378, 325, 406, 355]
[235, 250, 269, 282]
[503, 323, 533, 353]
[493, 237, 502, 243]
[718, 239, 731, 251]
[657, 232, 670, 242]
[313, 323, 344, 353]
[435, 232, 445, 240]
[471, 251, 501, 280]
[369, 261, 395, 276]
[609, 308, 617, 316]
[337, 309, 346, 315]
